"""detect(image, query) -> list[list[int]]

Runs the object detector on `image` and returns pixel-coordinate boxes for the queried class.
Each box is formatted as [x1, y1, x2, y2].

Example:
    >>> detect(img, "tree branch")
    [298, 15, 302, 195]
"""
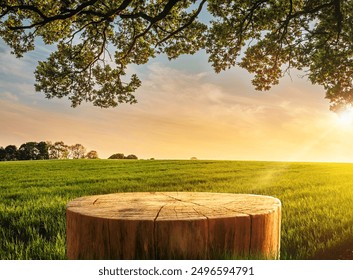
[156, 0, 207, 46]
[290, 1, 335, 19]
[2, 4, 48, 20]
[333, 0, 343, 41]
[121, 0, 183, 59]
[6, 0, 101, 30]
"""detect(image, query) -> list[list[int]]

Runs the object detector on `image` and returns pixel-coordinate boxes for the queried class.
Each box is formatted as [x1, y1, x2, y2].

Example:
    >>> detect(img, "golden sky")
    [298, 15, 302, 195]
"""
[1, 40, 353, 162]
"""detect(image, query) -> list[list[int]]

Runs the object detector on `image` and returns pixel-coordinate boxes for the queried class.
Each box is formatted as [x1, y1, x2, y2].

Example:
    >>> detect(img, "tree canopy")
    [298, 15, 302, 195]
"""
[108, 153, 138, 159]
[0, 141, 97, 161]
[1, 0, 352, 111]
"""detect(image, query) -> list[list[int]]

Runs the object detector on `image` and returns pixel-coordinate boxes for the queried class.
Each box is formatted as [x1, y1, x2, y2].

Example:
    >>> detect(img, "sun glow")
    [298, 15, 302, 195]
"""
[337, 106, 353, 126]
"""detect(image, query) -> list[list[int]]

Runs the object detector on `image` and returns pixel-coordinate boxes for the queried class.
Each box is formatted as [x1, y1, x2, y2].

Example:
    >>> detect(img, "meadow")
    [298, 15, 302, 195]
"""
[1, 159, 353, 260]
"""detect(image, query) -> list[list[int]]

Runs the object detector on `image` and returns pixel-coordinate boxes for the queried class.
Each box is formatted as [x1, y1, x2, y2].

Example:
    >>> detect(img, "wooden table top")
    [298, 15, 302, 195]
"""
[67, 192, 281, 221]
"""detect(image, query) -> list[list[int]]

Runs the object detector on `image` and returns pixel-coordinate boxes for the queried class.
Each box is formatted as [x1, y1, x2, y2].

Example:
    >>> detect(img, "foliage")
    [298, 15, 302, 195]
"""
[125, 154, 138, 159]
[1, 0, 353, 111]
[17, 141, 49, 160]
[69, 143, 86, 159]
[48, 141, 69, 159]
[4, 145, 18, 161]
[47, 141, 86, 159]
[1, 159, 353, 259]
[18, 142, 40, 160]
[37, 141, 50, 159]
[108, 153, 138, 159]
[85, 150, 99, 159]
[108, 153, 125, 159]
[0, 147, 5, 161]
[0, 141, 93, 161]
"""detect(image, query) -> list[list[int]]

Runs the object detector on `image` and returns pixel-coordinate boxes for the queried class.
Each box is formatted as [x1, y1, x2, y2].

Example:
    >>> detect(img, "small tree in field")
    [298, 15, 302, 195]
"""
[86, 150, 99, 159]
[108, 153, 125, 159]
[48, 141, 69, 159]
[18, 142, 40, 160]
[4, 145, 18, 161]
[125, 154, 138, 160]
[37, 141, 49, 160]
[0, 147, 6, 161]
[69, 144, 86, 159]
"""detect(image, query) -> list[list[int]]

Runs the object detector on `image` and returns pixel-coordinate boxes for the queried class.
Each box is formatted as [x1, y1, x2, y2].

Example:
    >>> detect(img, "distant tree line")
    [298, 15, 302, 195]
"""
[108, 153, 138, 160]
[0, 141, 99, 161]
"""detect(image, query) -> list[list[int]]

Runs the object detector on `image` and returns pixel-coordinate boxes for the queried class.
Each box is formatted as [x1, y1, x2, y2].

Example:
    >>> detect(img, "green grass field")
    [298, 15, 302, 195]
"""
[1, 159, 353, 260]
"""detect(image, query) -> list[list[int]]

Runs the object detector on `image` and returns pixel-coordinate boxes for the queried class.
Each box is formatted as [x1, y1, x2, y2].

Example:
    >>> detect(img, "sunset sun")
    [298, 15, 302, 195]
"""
[337, 106, 353, 126]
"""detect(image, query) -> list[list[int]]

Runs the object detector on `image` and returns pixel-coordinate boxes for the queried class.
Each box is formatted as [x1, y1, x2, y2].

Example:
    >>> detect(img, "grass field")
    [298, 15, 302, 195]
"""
[1, 159, 353, 260]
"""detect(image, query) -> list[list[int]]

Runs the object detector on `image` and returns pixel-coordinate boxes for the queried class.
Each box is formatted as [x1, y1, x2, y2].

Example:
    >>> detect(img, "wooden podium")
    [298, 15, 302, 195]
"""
[66, 192, 281, 259]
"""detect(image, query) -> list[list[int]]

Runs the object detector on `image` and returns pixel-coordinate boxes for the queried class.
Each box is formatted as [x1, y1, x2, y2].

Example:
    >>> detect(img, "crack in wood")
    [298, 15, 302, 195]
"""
[161, 192, 259, 218]
[222, 206, 252, 216]
[153, 202, 168, 259]
[161, 192, 218, 210]
[154, 203, 167, 221]
[160, 192, 183, 202]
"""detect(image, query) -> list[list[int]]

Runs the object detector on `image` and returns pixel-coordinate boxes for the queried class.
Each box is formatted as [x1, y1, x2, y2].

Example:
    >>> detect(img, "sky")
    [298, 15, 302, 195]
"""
[2, 38, 353, 162]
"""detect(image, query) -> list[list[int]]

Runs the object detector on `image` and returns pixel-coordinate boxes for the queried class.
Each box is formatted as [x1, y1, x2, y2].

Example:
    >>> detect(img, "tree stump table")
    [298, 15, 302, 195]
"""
[66, 192, 281, 259]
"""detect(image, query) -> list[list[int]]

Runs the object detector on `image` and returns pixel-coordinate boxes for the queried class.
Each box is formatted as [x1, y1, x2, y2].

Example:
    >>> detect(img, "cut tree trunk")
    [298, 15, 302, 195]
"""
[66, 192, 281, 259]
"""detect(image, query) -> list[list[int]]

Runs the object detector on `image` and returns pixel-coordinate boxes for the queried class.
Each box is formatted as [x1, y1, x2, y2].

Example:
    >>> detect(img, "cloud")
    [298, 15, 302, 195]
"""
[0, 52, 35, 82]
[0, 39, 8, 53]
[1, 91, 19, 102]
